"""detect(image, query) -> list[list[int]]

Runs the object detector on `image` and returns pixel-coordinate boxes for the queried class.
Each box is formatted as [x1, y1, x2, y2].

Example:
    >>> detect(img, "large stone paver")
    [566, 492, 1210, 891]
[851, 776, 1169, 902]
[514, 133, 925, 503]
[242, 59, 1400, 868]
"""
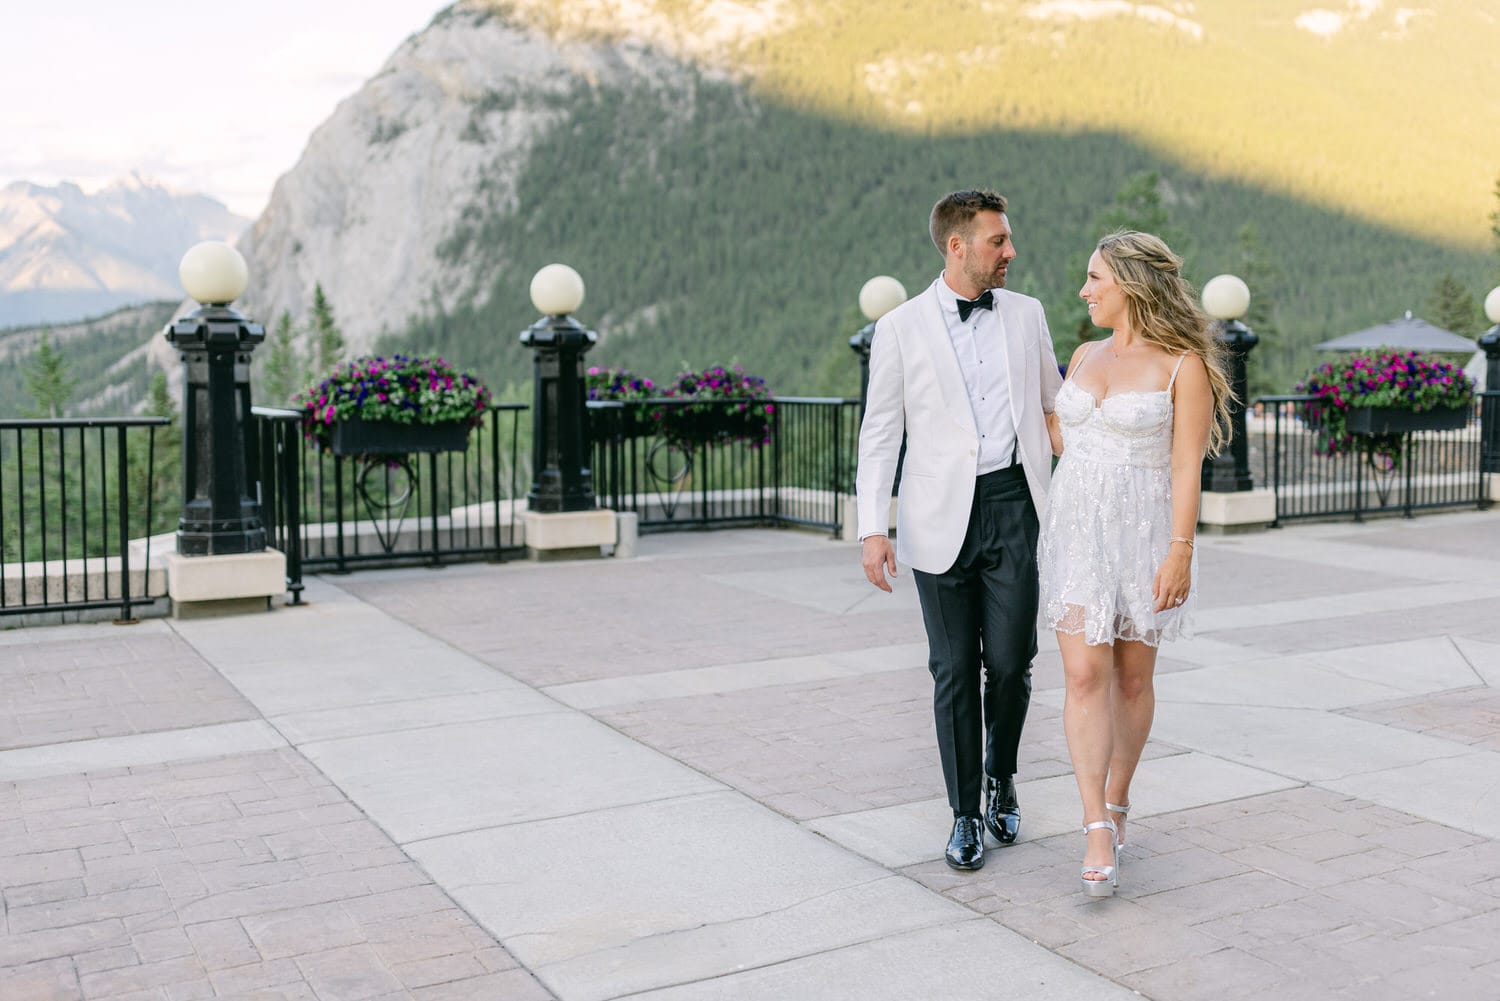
[0, 622, 256, 751]
[409, 790, 972, 1001]
[5, 509, 1500, 1000]
[0, 748, 550, 1000]
[299, 712, 721, 843]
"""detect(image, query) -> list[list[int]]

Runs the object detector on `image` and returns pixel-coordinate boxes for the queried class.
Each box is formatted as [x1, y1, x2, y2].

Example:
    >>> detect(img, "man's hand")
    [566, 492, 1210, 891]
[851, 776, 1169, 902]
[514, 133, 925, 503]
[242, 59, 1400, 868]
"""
[862, 535, 898, 592]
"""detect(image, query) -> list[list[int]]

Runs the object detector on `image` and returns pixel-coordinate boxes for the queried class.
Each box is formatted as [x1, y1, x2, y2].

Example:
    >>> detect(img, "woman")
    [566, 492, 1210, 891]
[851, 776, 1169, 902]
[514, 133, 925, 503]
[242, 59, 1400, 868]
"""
[1038, 230, 1233, 898]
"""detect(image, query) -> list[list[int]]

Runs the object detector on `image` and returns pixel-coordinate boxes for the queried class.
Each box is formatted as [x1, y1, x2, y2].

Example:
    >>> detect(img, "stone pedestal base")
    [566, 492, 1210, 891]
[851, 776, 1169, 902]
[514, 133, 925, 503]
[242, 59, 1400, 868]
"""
[1487, 474, 1500, 503]
[1198, 488, 1277, 534]
[163, 548, 286, 618]
[523, 509, 616, 561]
[613, 511, 639, 559]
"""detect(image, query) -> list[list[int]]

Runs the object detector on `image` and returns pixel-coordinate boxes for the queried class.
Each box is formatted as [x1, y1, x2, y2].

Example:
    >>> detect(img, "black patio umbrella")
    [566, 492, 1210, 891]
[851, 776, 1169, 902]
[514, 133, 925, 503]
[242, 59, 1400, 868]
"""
[1315, 311, 1477, 353]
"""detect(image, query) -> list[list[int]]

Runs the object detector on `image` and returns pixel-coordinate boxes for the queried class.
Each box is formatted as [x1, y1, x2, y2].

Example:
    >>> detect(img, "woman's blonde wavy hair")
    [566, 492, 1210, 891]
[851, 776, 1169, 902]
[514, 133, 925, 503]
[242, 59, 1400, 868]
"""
[1096, 230, 1236, 457]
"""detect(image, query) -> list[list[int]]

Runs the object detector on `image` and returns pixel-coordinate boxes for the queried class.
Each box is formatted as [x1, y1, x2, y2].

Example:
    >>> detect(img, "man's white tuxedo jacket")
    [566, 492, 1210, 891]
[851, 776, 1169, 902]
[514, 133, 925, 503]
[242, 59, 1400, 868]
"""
[855, 281, 1063, 575]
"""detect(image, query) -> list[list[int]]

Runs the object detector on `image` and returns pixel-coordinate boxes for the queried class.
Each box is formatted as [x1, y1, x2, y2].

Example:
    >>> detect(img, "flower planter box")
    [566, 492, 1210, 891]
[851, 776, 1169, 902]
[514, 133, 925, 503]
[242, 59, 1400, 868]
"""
[1345, 406, 1468, 435]
[330, 417, 471, 457]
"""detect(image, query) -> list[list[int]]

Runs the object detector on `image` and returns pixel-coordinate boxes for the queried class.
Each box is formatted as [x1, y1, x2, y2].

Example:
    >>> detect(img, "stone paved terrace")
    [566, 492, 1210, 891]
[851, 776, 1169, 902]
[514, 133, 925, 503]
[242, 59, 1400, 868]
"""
[2, 510, 1499, 1000]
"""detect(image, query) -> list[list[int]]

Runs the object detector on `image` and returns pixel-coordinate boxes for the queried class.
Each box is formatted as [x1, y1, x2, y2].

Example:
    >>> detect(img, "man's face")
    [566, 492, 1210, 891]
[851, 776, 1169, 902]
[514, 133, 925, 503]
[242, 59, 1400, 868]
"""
[958, 210, 1017, 292]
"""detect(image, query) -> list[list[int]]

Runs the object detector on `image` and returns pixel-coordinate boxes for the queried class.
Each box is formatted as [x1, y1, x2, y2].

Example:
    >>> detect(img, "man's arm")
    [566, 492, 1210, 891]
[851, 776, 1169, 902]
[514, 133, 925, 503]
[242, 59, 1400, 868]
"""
[1036, 301, 1063, 413]
[856, 316, 905, 590]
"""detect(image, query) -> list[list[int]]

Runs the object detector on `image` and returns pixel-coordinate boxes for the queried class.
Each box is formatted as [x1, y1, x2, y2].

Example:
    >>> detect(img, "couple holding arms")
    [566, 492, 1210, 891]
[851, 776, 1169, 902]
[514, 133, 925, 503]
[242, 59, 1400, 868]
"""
[856, 188, 1233, 897]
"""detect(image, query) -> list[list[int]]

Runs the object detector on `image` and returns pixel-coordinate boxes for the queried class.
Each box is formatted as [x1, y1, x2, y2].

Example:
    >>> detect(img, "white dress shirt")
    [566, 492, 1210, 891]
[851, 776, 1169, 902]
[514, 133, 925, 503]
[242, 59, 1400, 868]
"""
[935, 274, 1017, 474]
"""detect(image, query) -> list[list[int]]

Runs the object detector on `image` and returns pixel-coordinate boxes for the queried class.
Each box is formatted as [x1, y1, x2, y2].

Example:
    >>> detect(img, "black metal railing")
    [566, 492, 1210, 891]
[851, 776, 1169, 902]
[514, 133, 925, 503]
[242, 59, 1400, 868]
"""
[250, 405, 529, 588]
[589, 397, 860, 533]
[0, 417, 171, 620]
[1254, 393, 1492, 523]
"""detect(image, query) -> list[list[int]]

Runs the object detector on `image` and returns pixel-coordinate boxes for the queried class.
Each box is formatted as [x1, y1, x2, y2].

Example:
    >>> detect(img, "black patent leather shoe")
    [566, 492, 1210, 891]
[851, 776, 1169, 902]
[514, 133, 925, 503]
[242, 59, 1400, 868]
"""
[945, 816, 985, 870]
[985, 774, 1021, 845]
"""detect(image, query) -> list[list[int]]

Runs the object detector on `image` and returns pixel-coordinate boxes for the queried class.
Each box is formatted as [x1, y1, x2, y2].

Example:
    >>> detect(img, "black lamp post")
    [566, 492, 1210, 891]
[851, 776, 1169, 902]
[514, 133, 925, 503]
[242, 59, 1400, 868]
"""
[163, 242, 266, 555]
[1200, 274, 1258, 493]
[849, 275, 907, 414]
[1480, 287, 1500, 474]
[520, 264, 597, 513]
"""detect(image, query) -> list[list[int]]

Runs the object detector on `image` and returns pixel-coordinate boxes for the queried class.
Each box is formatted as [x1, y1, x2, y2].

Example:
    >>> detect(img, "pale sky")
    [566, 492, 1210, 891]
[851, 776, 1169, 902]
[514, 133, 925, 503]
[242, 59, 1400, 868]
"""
[0, 1, 452, 220]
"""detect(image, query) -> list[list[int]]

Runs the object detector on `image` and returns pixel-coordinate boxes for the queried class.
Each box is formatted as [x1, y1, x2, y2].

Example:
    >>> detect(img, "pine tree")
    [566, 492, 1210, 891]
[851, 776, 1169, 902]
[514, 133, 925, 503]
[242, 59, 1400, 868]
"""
[1094, 171, 1178, 245]
[1070, 171, 1184, 345]
[310, 283, 345, 376]
[260, 310, 301, 405]
[23, 331, 73, 418]
[1237, 223, 1297, 395]
[1426, 274, 1480, 338]
[140, 371, 182, 536]
[1491, 172, 1500, 287]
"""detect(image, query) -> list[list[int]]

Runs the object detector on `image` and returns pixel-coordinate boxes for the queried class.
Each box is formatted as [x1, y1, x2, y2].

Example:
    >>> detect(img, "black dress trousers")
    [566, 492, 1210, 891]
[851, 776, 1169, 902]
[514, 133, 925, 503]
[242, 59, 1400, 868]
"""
[912, 464, 1039, 818]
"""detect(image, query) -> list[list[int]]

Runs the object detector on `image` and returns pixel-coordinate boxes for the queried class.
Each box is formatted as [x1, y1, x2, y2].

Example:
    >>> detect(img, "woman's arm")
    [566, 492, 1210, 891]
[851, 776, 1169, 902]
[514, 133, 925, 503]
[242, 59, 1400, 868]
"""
[1153, 353, 1212, 612]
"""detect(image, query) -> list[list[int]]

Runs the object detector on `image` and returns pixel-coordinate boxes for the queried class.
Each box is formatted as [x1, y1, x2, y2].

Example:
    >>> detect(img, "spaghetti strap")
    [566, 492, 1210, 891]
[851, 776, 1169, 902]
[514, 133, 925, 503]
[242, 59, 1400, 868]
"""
[1167, 352, 1189, 391]
[1065, 341, 1096, 383]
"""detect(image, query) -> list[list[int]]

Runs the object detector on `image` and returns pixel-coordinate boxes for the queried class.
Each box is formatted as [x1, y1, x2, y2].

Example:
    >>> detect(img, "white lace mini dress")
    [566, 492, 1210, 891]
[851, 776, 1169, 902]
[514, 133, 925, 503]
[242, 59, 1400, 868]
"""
[1038, 348, 1195, 647]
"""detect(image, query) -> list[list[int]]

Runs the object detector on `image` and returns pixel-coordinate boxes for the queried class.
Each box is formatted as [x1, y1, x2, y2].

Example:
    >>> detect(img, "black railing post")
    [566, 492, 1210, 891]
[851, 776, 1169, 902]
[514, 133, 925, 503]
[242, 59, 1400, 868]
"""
[520, 313, 598, 513]
[165, 302, 266, 555]
[489, 406, 505, 561]
[1480, 322, 1500, 474]
[333, 459, 348, 572]
[850, 321, 875, 416]
[115, 425, 134, 623]
[1202, 318, 1259, 492]
[428, 451, 441, 565]
[281, 419, 305, 603]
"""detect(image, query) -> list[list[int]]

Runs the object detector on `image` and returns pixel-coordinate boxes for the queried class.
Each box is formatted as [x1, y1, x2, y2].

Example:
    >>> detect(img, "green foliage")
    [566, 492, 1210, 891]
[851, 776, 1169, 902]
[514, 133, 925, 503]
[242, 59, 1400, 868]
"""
[585, 366, 657, 400]
[0, 302, 176, 419]
[258, 310, 303, 407]
[657, 364, 775, 447]
[1426, 275, 1482, 339]
[1296, 350, 1474, 457]
[145, 371, 174, 420]
[1492, 171, 1500, 285]
[294, 355, 493, 451]
[23, 332, 73, 418]
[479, 0, 1496, 246]
[1237, 224, 1291, 399]
[1064, 170, 1187, 346]
[381, 72, 1493, 399]
[310, 283, 345, 375]
[137, 372, 180, 538]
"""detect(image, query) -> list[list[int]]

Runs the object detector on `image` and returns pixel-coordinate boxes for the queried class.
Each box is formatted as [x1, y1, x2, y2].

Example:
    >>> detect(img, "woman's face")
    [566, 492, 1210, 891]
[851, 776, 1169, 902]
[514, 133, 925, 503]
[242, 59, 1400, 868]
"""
[1079, 250, 1128, 330]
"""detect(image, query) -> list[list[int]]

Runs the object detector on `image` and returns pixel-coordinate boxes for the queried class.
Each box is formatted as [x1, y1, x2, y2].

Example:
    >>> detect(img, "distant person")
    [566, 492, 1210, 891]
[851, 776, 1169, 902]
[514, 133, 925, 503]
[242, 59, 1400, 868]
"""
[1039, 230, 1233, 897]
[856, 189, 1063, 870]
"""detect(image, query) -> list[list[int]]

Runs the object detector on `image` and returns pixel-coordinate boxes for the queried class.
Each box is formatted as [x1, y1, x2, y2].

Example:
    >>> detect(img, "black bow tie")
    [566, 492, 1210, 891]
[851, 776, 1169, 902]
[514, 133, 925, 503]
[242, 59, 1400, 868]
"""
[956, 290, 994, 322]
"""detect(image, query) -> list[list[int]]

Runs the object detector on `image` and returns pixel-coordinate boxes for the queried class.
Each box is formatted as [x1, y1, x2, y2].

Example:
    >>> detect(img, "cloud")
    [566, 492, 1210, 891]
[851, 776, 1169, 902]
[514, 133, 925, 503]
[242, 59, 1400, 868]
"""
[0, 1, 445, 219]
[1022, 1, 1205, 40]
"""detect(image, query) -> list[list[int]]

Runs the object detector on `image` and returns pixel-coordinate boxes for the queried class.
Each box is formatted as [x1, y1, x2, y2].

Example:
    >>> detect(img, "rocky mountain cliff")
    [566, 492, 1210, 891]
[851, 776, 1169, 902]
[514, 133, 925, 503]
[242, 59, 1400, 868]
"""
[236, 3, 713, 355]
[235, 0, 1497, 397]
[0, 175, 246, 327]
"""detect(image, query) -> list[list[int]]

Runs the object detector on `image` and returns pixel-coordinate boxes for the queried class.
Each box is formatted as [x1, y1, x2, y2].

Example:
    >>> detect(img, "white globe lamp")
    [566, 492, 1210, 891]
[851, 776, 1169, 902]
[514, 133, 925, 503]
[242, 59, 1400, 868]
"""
[859, 275, 907, 322]
[179, 241, 249, 305]
[1201, 274, 1250, 321]
[1485, 286, 1500, 326]
[530, 264, 585, 316]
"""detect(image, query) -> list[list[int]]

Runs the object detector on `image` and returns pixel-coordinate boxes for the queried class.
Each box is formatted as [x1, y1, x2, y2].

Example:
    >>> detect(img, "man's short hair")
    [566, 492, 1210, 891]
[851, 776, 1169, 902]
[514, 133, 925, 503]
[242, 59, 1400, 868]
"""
[929, 189, 1009, 255]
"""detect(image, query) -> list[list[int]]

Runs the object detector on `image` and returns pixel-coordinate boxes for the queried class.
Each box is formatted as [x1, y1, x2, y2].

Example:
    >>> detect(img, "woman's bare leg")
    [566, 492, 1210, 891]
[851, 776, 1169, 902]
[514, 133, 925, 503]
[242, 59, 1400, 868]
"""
[1106, 639, 1159, 845]
[1059, 630, 1117, 878]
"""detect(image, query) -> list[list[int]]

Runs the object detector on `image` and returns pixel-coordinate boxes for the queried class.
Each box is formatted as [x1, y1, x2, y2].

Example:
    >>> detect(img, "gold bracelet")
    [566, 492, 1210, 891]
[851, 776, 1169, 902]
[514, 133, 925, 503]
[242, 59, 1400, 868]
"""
[1170, 536, 1195, 549]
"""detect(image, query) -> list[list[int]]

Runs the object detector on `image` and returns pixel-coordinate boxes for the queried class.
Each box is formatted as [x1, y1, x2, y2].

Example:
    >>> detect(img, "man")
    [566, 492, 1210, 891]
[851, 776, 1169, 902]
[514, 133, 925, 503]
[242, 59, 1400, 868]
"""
[856, 189, 1062, 870]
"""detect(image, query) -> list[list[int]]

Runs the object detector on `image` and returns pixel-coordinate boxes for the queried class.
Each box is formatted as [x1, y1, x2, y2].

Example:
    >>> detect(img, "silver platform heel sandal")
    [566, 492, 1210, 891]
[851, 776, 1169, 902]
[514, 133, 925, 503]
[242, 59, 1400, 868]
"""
[1080, 819, 1119, 898]
[1106, 801, 1130, 849]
